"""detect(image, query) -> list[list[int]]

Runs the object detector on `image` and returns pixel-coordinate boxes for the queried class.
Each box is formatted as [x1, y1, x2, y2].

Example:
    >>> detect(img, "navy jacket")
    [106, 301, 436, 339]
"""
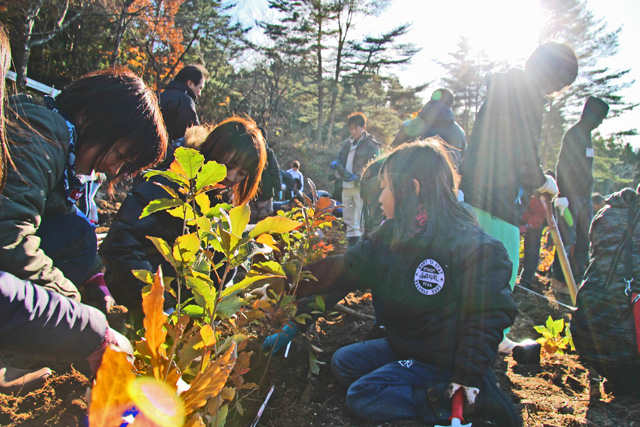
[159, 80, 199, 142]
[294, 219, 517, 388]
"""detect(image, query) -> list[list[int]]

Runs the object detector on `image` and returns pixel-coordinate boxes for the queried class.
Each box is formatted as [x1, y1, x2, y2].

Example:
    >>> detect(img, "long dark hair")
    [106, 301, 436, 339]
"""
[0, 24, 11, 193]
[187, 116, 266, 206]
[55, 68, 168, 183]
[380, 138, 476, 246]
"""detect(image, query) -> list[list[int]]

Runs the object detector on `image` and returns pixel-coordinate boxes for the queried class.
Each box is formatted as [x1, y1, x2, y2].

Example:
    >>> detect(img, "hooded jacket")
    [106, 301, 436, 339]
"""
[159, 80, 199, 142]
[460, 68, 547, 226]
[0, 95, 80, 300]
[392, 100, 467, 166]
[294, 218, 517, 388]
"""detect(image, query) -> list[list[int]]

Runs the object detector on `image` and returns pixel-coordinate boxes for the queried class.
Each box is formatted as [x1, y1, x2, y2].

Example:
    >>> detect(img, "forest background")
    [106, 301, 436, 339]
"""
[1, 0, 639, 196]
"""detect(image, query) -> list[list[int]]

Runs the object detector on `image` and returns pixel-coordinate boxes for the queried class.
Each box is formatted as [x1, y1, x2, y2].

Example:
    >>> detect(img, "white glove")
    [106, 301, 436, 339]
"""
[281, 183, 287, 191]
[445, 382, 480, 407]
[554, 197, 569, 216]
[536, 174, 558, 196]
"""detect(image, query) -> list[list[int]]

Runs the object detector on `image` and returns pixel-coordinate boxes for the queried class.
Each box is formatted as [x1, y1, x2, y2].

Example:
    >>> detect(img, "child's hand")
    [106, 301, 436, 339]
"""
[262, 322, 298, 353]
[445, 382, 479, 408]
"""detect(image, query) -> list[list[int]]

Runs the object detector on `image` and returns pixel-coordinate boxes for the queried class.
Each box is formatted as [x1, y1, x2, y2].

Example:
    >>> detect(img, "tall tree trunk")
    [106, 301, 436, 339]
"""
[16, 0, 45, 88]
[315, 19, 324, 145]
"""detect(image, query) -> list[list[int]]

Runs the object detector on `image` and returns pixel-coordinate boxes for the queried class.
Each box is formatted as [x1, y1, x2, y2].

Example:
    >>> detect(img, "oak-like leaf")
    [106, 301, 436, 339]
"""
[88, 347, 135, 427]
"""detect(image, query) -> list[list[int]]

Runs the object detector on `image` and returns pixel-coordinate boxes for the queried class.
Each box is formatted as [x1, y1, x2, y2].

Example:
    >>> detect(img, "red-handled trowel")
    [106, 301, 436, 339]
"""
[436, 389, 471, 427]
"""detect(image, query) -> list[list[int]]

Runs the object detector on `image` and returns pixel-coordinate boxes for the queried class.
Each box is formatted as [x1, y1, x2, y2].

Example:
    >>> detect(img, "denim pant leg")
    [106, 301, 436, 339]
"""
[332, 339, 451, 421]
[36, 214, 97, 286]
[331, 338, 396, 386]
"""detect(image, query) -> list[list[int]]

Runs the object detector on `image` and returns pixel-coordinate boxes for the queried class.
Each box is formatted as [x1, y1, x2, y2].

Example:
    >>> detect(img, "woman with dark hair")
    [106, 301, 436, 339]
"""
[265, 139, 520, 426]
[0, 25, 133, 394]
[0, 68, 167, 303]
[101, 116, 266, 319]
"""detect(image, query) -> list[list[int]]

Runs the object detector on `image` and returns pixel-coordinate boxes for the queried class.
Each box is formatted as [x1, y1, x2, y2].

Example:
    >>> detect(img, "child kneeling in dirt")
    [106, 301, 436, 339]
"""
[264, 139, 521, 426]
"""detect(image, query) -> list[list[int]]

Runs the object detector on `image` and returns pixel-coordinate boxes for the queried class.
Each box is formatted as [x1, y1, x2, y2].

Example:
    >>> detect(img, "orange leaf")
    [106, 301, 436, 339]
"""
[142, 267, 168, 366]
[184, 413, 206, 427]
[181, 342, 237, 415]
[88, 347, 135, 427]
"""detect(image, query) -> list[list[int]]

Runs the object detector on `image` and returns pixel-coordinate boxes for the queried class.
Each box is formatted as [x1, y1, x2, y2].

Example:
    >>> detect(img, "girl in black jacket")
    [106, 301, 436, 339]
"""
[265, 139, 520, 426]
[101, 117, 266, 319]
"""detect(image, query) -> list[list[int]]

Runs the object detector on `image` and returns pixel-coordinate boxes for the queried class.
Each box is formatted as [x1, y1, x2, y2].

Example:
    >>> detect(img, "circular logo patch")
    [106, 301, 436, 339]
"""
[414, 259, 445, 295]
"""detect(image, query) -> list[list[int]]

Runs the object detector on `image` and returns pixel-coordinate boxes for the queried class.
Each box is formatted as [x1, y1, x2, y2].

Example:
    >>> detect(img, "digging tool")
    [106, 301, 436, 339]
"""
[540, 194, 579, 305]
[436, 389, 471, 427]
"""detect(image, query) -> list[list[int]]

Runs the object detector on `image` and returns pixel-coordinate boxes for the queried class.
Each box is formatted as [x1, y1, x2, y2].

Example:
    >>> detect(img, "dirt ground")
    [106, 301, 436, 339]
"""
[1, 183, 640, 426]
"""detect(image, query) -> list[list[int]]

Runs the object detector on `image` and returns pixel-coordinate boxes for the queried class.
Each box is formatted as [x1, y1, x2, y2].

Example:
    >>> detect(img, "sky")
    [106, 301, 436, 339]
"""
[232, 0, 640, 147]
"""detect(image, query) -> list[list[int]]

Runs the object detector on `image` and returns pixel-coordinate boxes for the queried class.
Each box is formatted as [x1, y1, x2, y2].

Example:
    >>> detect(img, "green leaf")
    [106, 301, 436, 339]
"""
[166, 204, 196, 221]
[216, 295, 246, 318]
[147, 236, 175, 267]
[174, 146, 204, 179]
[140, 198, 184, 219]
[182, 304, 204, 317]
[144, 169, 189, 187]
[315, 295, 325, 312]
[172, 233, 201, 266]
[185, 275, 216, 313]
[131, 269, 154, 285]
[194, 192, 210, 214]
[195, 161, 227, 191]
[252, 260, 286, 276]
[249, 216, 302, 239]
[220, 274, 274, 298]
[229, 205, 250, 237]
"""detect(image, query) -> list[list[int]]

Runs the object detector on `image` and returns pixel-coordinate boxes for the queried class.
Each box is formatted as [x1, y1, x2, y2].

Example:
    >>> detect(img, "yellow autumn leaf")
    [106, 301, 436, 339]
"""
[88, 347, 135, 427]
[181, 342, 237, 415]
[142, 267, 168, 366]
[200, 324, 216, 347]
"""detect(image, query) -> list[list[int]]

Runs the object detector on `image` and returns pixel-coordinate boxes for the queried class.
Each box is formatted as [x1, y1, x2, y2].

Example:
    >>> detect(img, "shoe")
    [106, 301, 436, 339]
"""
[498, 337, 517, 355]
[475, 369, 522, 426]
[550, 278, 571, 296]
[0, 361, 51, 394]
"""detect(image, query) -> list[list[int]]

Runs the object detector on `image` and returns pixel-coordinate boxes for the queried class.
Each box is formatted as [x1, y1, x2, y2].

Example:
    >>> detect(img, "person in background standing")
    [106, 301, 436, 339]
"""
[331, 112, 380, 246]
[460, 42, 579, 353]
[551, 96, 609, 292]
[287, 160, 304, 194]
[159, 64, 209, 143]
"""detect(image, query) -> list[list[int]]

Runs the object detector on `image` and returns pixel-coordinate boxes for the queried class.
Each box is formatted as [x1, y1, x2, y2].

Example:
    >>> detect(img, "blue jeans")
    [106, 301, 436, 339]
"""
[36, 214, 97, 286]
[331, 339, 521, 426]
[331, 338, 451, 421]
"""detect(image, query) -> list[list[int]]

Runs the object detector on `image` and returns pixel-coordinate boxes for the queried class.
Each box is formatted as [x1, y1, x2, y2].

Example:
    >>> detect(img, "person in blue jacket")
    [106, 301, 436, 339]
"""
[264, 139, 520, 426]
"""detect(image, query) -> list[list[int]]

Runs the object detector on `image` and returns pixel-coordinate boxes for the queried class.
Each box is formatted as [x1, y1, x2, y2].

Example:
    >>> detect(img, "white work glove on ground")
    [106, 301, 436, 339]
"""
[536, 174, 559, 196]
[445, 382, 480, 408]
[554, 197, 569, 216]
